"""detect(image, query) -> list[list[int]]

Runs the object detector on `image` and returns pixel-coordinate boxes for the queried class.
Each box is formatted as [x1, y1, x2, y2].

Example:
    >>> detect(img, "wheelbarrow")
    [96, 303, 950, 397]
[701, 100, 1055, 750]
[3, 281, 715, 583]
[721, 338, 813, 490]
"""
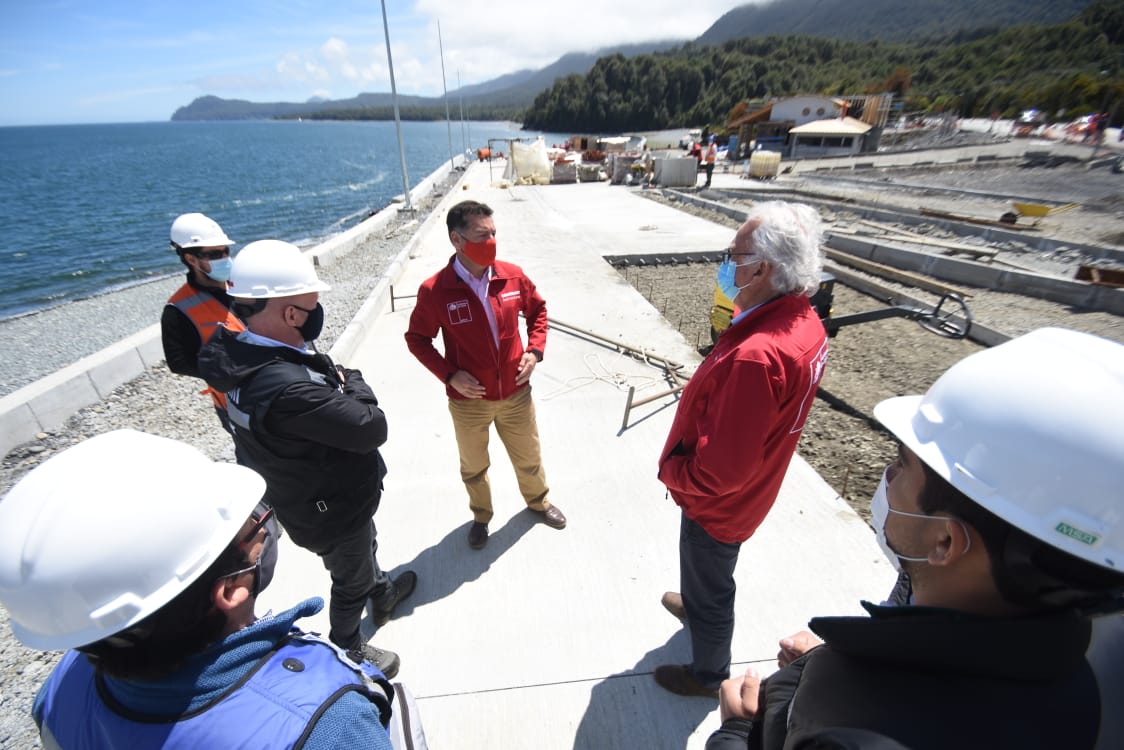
[1000, 201, 1079, 226]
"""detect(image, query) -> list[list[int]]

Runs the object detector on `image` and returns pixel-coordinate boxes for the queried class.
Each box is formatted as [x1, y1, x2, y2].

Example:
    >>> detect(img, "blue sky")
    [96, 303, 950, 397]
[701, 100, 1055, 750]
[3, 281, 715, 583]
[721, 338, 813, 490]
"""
[0, 0, 753, 126]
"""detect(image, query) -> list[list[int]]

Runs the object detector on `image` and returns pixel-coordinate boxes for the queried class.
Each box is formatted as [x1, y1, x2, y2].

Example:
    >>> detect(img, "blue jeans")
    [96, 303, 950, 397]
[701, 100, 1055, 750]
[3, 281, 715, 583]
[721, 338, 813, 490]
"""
[308, 518, 390, 651]
[680, 512, 742, 688]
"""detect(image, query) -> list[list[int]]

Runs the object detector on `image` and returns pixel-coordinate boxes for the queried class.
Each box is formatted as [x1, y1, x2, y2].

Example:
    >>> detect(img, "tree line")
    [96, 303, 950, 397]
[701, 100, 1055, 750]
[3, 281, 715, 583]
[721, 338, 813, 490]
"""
[522, 0, 1124, 133]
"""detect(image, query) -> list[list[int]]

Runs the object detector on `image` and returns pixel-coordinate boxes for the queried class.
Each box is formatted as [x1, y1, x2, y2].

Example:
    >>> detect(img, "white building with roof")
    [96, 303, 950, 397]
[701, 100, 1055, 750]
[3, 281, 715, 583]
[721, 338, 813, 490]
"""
[788, 116, 873, 157]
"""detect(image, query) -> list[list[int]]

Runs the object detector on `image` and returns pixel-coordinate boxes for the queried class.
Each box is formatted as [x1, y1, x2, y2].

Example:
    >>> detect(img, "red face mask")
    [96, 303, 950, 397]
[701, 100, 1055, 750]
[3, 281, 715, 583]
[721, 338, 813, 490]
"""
[460, 236, 497, 266]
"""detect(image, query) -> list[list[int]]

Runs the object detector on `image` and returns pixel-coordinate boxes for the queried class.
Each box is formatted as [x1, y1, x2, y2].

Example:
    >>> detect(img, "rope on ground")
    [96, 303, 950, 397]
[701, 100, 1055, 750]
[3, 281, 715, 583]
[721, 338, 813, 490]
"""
[539, 351, 662, 401]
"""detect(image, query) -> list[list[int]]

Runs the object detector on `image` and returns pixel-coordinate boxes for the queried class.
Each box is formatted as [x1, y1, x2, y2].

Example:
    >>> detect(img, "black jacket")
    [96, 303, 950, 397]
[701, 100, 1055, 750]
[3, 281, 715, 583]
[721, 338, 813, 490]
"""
[198, 327, 388, 549]
[707, 601, 1105, 750]
[161, 273, 236, 378]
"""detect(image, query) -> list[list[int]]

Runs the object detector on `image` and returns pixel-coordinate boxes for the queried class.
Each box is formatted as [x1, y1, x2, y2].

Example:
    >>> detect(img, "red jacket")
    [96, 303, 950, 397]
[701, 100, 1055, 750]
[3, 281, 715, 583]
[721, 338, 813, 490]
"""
[659, 294, 828, 543]
[405, 257, 548, 401]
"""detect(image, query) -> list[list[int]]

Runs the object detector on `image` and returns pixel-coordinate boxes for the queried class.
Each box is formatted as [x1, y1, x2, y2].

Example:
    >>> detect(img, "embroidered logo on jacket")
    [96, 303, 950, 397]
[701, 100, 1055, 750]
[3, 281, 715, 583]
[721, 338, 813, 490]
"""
[447, 299, 472, 325]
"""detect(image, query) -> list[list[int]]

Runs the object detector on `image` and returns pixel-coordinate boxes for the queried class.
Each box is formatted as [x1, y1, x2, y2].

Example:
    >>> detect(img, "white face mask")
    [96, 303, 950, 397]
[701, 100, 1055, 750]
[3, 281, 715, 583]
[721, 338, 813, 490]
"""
[869, 470, 965, 570]
[203, 257, 233, 283]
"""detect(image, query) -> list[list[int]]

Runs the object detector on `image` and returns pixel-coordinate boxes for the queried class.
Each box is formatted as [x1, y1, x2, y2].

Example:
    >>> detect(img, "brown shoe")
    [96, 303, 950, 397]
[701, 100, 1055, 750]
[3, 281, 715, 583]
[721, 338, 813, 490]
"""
[653, 664, 718, 698]
[537, 505, 567, 529]
[468, 522, 489, 549]
[661, 591, 686, 620]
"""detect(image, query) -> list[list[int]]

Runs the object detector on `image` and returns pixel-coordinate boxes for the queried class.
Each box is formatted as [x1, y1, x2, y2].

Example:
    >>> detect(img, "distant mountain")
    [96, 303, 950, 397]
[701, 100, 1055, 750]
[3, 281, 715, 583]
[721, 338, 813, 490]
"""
[697, 0, 1092, 46]
[172, 93, 434, 120]
[170, 41, 681, 121]
[453, 40, 682, 106]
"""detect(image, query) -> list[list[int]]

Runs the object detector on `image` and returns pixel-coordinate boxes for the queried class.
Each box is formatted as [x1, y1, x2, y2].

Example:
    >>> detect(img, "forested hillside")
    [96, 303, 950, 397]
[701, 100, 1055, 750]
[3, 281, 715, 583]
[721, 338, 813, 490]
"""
[696, 0, 1091, 46]
[522, 0, 1122, 132]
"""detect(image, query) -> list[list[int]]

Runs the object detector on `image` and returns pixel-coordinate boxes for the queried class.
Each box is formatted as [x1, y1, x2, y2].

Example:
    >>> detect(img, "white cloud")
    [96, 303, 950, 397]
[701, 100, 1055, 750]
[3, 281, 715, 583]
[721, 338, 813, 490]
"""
[276, 52, 331, 84]
[321, 37, 350, 62]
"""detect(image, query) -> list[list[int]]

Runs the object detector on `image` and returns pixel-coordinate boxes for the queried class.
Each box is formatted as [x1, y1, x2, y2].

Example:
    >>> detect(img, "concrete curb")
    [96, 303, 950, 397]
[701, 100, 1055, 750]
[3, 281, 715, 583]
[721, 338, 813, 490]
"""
[0, 325, 165, 456]
[0, 157, 466, 459]
[828, 234, 1124, 315]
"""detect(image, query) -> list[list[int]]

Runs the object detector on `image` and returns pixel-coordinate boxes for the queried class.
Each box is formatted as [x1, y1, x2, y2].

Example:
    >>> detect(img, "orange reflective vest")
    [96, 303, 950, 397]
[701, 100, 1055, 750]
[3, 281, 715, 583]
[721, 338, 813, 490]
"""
[168, 284, 245, 410]
[705, 143, 718, 164]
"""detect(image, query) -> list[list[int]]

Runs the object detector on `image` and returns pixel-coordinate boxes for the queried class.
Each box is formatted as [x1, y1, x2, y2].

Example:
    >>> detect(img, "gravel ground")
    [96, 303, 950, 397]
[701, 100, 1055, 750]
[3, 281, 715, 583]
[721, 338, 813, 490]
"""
[0, 179, 456, 749]
[627, 156, 1122, 523]
[1, 149, 1121, 747]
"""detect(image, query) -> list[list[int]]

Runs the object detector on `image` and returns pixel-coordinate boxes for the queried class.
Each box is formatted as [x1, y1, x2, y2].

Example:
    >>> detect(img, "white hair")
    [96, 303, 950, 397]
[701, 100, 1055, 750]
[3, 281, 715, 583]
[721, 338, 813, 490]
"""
[745, 202, 824, 296]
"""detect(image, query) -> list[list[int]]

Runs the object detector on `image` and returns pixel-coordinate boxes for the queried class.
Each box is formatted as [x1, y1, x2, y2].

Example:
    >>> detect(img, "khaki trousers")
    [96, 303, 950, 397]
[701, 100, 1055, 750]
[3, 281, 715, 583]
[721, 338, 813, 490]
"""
[448, 385, 550, 523]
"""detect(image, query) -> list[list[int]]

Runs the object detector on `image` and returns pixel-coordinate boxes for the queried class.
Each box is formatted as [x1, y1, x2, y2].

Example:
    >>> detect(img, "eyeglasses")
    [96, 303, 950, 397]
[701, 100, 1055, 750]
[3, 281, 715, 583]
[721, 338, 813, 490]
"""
[190, 248, 230, 261]
[222, 503, 274, 593]
[240, 503, 275, 550]
[722, 249, 763, 267]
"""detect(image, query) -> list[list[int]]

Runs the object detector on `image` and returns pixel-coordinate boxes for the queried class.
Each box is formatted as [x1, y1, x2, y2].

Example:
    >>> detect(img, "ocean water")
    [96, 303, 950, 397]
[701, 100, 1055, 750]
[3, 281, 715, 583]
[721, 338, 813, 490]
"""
[0, 120, 565, 321]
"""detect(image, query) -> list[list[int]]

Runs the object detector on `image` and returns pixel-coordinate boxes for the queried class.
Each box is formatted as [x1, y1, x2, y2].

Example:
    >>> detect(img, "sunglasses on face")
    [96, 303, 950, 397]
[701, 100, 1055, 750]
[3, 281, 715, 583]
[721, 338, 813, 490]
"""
[191, 248, 231, 261]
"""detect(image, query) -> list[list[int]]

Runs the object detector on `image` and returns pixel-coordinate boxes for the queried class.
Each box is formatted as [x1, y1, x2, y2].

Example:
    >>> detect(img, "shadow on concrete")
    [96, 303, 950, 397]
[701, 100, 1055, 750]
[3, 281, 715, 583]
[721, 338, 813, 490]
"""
[573, 630, 716, 750]
[362, 513, 537, 638]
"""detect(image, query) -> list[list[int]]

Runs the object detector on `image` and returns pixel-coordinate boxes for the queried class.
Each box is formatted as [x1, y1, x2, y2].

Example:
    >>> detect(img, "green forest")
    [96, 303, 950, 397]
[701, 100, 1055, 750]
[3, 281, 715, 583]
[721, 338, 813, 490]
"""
[522, 0, 1124, 133]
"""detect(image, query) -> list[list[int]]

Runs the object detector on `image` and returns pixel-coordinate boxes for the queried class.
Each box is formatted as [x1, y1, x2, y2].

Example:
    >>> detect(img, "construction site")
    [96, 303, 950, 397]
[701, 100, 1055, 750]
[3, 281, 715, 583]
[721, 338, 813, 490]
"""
[0, 129, 1121, 749]
[621, 137, 1123, 518]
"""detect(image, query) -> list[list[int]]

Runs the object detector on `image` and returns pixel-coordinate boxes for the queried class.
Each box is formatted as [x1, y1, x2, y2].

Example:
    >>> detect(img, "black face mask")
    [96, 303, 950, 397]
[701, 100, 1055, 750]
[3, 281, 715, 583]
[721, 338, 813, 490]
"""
[290, 302, 324, 342]
[255, 515, 279, 595]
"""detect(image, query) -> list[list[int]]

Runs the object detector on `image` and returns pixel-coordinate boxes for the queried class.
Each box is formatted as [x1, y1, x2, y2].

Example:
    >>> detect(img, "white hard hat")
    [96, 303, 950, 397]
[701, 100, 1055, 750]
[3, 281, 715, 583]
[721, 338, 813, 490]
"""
[0, 430, 265, 651]
[170, 213, 233, 249]
[227, 239, 331, 299]
[874, 327, 1124, 572]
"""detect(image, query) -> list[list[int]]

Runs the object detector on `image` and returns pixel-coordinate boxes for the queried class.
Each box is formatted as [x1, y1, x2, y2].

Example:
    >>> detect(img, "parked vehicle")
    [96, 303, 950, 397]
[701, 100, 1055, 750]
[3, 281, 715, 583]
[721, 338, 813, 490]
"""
[678, 128, 702, 149]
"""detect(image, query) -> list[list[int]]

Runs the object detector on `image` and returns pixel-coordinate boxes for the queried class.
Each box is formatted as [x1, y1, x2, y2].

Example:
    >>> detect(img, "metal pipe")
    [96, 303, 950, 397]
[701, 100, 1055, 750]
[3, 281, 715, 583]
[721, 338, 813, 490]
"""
[437, 20, 455, 171]
[380, 0, 412, 211]
[620, 382, 689, 432]
[546, 316, 688, 375]
[458, 70, 467, 154]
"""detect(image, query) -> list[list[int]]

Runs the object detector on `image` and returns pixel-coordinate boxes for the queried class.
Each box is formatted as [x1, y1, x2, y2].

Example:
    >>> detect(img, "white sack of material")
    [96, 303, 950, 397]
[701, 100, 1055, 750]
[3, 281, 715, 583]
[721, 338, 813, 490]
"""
[512, 138, 552, 185]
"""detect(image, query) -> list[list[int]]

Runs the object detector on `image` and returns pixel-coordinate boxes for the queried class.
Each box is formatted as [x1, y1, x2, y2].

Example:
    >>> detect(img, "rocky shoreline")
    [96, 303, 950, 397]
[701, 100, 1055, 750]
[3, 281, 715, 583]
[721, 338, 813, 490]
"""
[1, 139, 1121, 746]
[0, 175, 459, 748]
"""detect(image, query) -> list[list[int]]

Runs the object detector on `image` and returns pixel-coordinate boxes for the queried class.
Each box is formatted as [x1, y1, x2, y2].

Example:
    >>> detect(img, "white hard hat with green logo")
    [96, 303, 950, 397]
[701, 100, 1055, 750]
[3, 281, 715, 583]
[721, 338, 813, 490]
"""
[875, 327, 1123, 573]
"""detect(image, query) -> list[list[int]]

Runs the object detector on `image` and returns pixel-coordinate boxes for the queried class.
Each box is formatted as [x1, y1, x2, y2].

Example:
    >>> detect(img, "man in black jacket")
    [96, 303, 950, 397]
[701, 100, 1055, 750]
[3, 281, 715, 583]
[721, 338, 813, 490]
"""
[707, 328, 1124, 750]
[199, 239, 415, 678]
[161, 212, 244, 434]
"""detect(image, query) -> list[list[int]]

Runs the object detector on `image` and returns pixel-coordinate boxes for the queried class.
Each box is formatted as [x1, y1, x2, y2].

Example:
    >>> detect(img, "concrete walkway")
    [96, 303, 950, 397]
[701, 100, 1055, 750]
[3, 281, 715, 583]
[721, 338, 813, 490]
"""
[259, 161, 897, 749]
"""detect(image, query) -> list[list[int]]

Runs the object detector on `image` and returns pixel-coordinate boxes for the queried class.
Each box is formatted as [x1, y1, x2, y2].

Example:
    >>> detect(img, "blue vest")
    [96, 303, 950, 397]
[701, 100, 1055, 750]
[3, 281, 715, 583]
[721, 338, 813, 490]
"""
[37, 633, 392, 749]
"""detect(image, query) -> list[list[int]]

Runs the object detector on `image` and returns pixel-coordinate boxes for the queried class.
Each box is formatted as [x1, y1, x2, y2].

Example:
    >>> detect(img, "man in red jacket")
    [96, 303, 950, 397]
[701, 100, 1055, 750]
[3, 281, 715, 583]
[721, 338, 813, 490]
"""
[656, 201, 829, 698]
[405, 200, 566, 550]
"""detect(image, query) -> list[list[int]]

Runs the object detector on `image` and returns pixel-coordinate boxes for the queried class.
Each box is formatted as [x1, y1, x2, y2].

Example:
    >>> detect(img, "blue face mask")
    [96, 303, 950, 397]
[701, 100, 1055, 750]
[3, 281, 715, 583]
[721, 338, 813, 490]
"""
[717, 257, 760, 302]
[204, 257, 233, 283]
